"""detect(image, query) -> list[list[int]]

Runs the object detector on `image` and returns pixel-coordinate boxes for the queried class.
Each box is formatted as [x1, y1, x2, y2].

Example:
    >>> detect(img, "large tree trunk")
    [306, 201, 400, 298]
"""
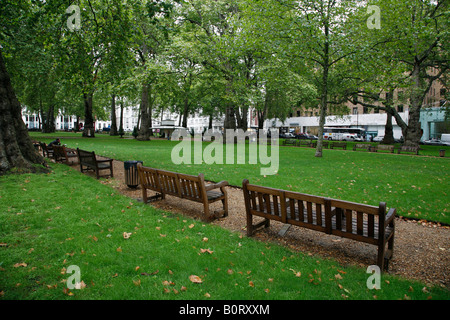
[82, 92, 95, 138]
[236, 106, 248, 131]
[315, 68, 329, 157]
[315, 22, 330, 158]
[182, 96, 189, 128]
[315, 91, 328, 158]
[0, 49, 47, 175]
[137, 83, 151, 141]
[382, 108, 396, 145]
[382, 89, 395, 144]
[42, 105, 55, 133]
[404, 63, 423, 147]
[119, 102, 124, 133]
[110, 94, 118, 136]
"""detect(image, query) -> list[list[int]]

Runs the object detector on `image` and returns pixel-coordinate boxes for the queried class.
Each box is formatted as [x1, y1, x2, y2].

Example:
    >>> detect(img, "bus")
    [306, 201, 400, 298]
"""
[323, 127, 365, 141]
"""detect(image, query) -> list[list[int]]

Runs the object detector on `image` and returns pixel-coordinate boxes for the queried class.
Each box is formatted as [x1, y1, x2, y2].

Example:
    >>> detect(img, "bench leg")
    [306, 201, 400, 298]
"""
[203, 201, 211, 221]
[221, 190, 228, 217]
[384, 232, 395, 271]
[141, 187, 148, 204]
[222, 198, 228, 217]
[377, 243, 386, 272]
[246, 214, 253, 237]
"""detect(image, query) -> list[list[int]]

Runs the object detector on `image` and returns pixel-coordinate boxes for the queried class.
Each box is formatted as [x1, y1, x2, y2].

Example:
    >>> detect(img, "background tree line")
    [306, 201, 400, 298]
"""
[0, 0, 448, 173]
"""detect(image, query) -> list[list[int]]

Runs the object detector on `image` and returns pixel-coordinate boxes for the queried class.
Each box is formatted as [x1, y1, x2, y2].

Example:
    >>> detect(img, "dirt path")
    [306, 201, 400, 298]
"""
[70, 159, 449, 289]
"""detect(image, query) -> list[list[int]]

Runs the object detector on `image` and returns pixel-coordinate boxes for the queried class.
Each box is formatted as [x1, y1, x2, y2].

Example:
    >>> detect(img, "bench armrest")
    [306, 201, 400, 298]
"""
[385, 208, 396, 227]
[205, 180, 228, 191]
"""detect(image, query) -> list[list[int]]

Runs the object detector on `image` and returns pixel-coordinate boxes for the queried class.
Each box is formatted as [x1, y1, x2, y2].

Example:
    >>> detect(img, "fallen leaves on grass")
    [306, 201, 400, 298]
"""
[189, 275, 203, 284]
[75, 281, 86, 290]
[289, 268, 302, 277]
[199, 248, 214, 254]
[13, 263, 27, 268]
[123, 232, 132, 239]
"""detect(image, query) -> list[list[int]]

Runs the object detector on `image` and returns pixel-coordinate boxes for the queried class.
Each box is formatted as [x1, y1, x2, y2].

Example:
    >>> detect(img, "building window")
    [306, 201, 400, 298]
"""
[296, 110, 301, 117]
[397, 105, 403, 112]
[352, 107, 358, 115]
[363, 107, 369, 114]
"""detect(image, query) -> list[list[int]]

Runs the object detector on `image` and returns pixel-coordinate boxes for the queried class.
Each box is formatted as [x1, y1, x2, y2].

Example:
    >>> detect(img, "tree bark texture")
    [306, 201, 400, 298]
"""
[110, 94, 118, 136]
[0, 49, 47, 175]
[137, 83, 151, 141]
[82, 93, 95, 137]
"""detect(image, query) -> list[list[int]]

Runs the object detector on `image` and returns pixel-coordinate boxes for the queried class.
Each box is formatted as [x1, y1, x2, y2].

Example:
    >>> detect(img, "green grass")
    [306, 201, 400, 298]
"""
[31, 132, 450, 225]
[1, 163, 449, 300]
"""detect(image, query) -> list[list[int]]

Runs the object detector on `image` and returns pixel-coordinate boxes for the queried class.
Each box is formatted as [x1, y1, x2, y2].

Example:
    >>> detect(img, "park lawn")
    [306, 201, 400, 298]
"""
[0, 163, 449, 300]
[33, 133, 450, 225]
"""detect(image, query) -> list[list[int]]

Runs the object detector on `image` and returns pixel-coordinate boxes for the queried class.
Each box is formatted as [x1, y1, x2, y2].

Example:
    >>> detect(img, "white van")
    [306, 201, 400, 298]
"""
[441, 133, 450, 146]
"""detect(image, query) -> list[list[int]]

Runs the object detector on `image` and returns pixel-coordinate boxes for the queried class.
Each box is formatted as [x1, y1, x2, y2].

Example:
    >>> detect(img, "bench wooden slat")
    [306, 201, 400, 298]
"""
[345, 209, 352, 233]
[368, 214, 375, 238]
[357, 211, 364, 235]
[316, 203, 322, 226]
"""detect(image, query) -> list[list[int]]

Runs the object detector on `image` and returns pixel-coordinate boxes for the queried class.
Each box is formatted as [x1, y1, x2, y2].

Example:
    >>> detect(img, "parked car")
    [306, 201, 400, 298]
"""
[421, 138, 450, 146]
[373, 135, 403, 143]
[280, 132, 295, 139]
[295, 133, 309, 139]
[342, 134, 363, 141]
[373, 136, 384, 142]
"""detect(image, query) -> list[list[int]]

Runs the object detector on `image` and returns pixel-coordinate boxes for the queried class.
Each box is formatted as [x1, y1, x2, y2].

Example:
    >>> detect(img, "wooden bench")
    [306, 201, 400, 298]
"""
[76, 148, 114, 179]
[282, 139, 298, 146]
[330, 142, 347, 150]
[242, 180, 396, 272]
[39, 142, 54, 158]
[374, 144, 395, 153]
[137, 164, 229, 221]
[353, 143, 372, 152]
[398, 146, 419, 155]
[298, 140, 315, 148]
[53, 145, 78, 165]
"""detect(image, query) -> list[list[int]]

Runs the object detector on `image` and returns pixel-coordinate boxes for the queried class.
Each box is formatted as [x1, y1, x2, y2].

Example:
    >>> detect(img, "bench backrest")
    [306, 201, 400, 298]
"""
[138, 165, 160, 192]
[177, 173, 205, 202]
[77, 148, 97, 166]
[398, 146, 419, 154]
[53, 145, 66, 158]
[353, 144, 371, 150]
[377, 144, 394, 152]
[39, 142, 52, 153]
[328, 198, 383, 244]
[137, 164, 206, 202]
[331, 142, 346, 147]
[243, 179, 386, 242]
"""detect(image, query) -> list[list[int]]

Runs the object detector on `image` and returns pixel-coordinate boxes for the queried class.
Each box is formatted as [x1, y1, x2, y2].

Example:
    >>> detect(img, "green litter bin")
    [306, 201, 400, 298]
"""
[124, 161, 143, 188]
